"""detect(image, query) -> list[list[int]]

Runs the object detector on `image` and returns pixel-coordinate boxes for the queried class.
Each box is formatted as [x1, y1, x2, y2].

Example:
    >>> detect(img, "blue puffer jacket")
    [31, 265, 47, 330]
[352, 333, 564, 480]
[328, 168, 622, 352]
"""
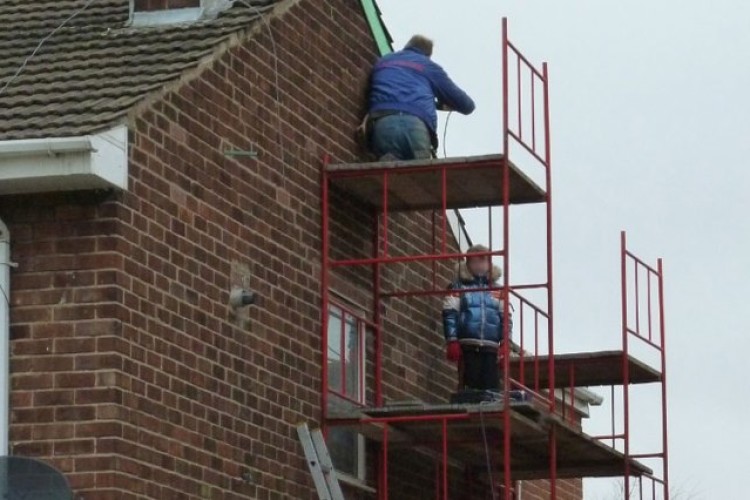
[368, 47, 475, 135]
[443, 263, 507, 348]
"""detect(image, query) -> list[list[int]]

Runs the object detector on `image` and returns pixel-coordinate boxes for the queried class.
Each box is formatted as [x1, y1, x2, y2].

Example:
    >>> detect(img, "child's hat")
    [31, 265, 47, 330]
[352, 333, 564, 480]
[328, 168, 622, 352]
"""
[466, 244, 490, 258]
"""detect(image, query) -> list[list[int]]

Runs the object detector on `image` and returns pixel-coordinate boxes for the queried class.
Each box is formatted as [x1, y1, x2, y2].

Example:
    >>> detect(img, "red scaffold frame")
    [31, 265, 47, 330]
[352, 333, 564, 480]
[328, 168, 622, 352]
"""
[320, 18, 556, 499]
[621, 232, 670, 499]
[318, 17, 669, 500]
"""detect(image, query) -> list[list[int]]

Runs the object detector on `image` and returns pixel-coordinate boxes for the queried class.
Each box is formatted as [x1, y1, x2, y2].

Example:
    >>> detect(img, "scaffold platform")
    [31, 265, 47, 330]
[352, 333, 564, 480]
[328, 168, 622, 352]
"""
[327, 154, 546, 211]
[328, 401, 652, 481]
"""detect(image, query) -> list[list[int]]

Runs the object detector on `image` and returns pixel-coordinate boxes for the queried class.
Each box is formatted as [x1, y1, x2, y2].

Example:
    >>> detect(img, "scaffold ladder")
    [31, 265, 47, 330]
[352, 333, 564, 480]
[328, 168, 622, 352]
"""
[297, 423, 345, 500]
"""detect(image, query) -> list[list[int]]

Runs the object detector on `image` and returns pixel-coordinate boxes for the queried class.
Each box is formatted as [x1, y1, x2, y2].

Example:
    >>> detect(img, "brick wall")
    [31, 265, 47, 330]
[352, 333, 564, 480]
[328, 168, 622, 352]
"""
[5, 0, 379, 496]
[525, 479, 584, 500]
[1, 0, 584, 498]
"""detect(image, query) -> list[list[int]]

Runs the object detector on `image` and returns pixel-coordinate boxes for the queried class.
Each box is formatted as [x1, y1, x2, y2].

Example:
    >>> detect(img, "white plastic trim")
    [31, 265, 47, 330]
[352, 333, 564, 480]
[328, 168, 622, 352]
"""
[0, 219, 9, 456]
[0, 125, 128, 194]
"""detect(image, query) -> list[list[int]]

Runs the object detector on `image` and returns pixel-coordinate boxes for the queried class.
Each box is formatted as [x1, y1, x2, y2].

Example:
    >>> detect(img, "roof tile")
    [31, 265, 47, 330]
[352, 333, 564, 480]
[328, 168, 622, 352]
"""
[0, 0, 280, 140]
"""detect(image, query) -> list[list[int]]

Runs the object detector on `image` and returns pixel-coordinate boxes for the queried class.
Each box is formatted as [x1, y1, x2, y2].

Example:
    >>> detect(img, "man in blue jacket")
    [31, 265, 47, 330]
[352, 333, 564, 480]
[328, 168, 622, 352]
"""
[368, 35, 475, 160]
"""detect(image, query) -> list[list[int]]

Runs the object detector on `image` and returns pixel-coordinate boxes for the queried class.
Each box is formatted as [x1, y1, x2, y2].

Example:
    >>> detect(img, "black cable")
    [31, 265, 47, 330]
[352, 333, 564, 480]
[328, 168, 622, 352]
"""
[233, 1, 285, 160]
[0, 0, 98, 97]
[442, 110, 453, 159]
[479, 402, 499, 500]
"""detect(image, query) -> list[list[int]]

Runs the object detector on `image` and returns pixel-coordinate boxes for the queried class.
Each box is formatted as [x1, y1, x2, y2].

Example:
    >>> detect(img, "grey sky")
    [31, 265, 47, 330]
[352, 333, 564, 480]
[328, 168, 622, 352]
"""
[377, 1, 750, 498]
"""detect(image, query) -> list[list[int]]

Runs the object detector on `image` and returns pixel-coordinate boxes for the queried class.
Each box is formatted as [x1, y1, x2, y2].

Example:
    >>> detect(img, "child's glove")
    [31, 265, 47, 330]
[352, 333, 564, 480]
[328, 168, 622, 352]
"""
[446, 341, 462, 363]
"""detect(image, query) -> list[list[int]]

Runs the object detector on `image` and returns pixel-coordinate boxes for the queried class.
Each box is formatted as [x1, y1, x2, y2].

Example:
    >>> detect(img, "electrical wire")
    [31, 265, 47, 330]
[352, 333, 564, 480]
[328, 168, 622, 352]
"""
[478, 401, 499, 500]
[442, 110, 453, 159]
[441, 108, 474, 265]
[0, 0, 98, 97]
[232, 0, 285, 162]
[441, 110, 464, 278]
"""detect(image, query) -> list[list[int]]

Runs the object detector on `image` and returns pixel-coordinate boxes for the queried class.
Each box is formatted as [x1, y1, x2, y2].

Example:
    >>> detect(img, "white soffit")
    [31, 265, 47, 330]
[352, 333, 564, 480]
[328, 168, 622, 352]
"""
[0, 125, 128, 195]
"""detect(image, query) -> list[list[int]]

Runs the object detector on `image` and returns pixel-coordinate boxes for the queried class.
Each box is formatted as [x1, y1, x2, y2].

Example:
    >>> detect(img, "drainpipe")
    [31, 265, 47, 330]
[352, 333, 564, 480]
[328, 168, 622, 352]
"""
[0, 218, 9, 455]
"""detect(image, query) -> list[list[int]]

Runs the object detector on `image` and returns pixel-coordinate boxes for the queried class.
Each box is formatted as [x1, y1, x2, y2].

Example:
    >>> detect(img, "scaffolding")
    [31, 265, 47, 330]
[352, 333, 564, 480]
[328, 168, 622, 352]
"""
[319, 18, 669, 500]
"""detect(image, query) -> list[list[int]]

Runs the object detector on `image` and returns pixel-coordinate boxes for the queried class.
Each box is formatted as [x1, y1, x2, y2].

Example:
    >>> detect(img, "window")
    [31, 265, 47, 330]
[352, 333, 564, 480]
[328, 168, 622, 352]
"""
[326, 304, 368, 483]
[327, 305, 366, 406]
[328, 427, 366, 483]
[130, 0, 231, 26]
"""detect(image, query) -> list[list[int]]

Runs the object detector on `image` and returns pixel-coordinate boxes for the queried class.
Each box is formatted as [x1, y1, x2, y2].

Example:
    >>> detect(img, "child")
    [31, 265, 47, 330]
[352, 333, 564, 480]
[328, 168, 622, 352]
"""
[442, 244, 506, 391]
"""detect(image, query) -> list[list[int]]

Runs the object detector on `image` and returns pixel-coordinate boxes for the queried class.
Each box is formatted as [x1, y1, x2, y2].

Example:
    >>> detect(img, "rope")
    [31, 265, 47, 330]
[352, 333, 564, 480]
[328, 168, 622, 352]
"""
[479, 401, 499, 500]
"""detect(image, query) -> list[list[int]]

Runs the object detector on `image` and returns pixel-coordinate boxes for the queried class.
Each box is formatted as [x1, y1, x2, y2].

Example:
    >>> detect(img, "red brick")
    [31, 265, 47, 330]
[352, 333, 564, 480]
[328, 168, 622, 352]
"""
[75, 388, 122, 405]
[11, 373, 54, 391]
[12, 339, 52, 355]
[55, 372, 96, 388]
[55, 439, 96, 458]
[32, 322, 74, 339]
[33, 390, 74, 406]
[54, 337, 96, 354]
[12, 441, 52, 457]
[12, 407, 54, 424]
[75, 421, 123, 439]
[32, 423, 74, 440]
[56, 406, 96, 422]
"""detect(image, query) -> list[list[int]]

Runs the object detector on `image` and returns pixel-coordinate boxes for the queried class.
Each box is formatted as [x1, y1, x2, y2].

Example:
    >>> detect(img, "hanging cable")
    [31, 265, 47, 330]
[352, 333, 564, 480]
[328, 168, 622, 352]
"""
[233, 0, 285, 162]
[441, 108, 474, 266]
[442, 110, 453, 159]
[0, 0, 99, 97]
[479, 402, 499, 500]
[440, 110, 463, 280]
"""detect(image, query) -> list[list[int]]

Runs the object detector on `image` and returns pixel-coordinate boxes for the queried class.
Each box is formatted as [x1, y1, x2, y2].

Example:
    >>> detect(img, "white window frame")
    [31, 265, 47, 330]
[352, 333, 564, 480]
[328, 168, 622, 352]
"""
[327, 303, 367, 406]
[326, 299, 369, 485]
[130, 0, 223, 26]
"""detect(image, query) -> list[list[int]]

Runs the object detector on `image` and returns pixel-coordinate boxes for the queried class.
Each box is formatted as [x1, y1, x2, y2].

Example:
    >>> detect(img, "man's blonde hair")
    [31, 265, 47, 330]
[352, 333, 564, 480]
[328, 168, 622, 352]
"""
[405, 35, 433, 57]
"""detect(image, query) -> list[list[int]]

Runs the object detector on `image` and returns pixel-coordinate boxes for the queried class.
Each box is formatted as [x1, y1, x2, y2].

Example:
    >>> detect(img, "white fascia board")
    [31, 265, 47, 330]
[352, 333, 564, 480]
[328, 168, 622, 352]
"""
[0, 137, 93, 156]
[0, 125, 128, 195]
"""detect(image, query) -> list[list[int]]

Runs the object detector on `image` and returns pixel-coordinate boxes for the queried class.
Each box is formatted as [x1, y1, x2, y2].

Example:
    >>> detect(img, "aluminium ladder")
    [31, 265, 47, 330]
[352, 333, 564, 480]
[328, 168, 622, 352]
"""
[297, 423, 345, 500]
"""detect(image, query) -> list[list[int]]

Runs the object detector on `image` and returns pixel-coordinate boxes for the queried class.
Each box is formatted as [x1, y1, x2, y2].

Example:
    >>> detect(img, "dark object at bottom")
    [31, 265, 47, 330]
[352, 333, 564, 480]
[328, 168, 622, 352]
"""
[450, 389, 530, 405]
[0, 456, 74, 499]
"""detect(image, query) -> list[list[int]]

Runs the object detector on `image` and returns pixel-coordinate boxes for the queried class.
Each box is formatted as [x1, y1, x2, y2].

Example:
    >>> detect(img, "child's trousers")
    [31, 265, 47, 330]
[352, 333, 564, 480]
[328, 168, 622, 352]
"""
[460, 345, 500, 391]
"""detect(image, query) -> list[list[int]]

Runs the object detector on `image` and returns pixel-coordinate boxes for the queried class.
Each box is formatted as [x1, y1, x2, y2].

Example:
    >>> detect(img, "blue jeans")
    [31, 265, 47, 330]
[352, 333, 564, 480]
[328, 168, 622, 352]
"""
[370, 113, 433, 161]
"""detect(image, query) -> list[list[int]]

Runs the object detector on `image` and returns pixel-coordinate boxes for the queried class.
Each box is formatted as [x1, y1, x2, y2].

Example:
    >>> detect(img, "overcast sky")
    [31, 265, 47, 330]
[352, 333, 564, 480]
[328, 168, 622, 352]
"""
[377, 1, 750, 498]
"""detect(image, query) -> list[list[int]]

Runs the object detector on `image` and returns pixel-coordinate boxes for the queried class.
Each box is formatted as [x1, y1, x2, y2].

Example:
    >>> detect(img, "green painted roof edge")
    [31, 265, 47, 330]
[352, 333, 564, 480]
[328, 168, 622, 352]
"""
[361, 0, 393, 55]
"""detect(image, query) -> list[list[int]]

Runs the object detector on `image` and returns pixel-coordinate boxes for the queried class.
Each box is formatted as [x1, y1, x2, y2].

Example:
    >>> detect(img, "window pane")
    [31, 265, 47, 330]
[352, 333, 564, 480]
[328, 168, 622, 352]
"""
[327, 395, 365, 480]
[345, 317, 360, 401]
[328, 426, 358, 478]
[328, 307, 343, 393]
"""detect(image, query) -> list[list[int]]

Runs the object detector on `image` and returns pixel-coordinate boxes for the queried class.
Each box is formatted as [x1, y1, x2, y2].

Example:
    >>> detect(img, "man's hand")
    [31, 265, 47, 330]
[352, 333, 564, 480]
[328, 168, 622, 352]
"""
[436, 101, 453, 112]
[446, 341, 462, 363]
